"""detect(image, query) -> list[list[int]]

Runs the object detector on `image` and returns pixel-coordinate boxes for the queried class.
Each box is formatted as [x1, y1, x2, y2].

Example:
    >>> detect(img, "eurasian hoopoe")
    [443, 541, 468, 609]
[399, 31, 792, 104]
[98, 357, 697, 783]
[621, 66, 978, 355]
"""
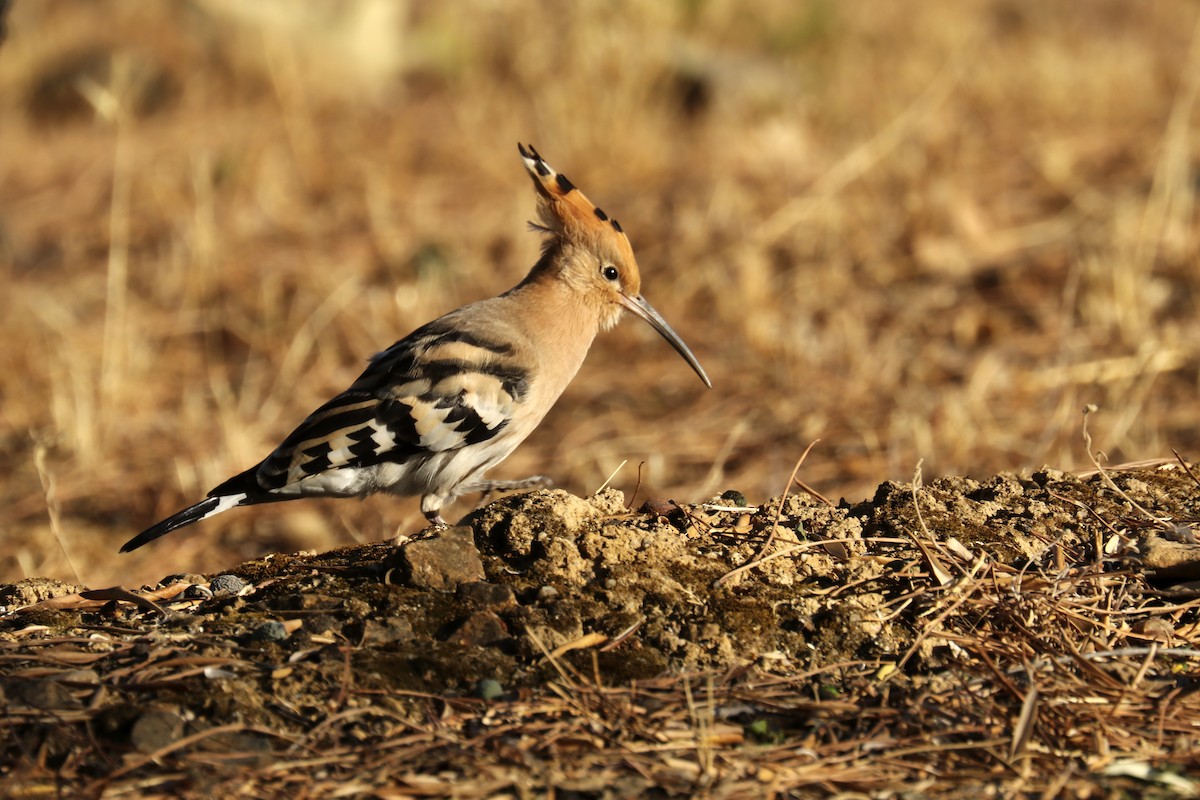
[121, 144, 711, 553]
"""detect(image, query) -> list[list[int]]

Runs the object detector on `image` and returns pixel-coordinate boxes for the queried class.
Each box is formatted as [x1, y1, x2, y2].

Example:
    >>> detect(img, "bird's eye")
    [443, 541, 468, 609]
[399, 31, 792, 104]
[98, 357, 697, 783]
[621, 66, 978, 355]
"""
[602, 265, 620, 282]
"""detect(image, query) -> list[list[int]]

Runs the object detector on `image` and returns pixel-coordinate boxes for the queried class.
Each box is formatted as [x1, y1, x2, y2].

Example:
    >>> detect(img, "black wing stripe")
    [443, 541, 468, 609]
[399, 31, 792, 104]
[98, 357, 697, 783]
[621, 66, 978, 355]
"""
[299, 450, 334, 475]
[421, 359, 529, 401]
[461, 405, 505, 445]
[278, 399, 378, 445]
[256, 402, 380, 487]
[348, 434, 380, 461]
[433, 329, 517, 357]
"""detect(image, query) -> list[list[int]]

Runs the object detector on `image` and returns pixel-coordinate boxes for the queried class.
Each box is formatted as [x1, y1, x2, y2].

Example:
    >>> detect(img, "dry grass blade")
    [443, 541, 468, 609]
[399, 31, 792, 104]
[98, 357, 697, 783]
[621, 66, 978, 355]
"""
[549, 632, 608, 659]
[1173, 449, 1200, 490]
[908, 461, 954, 586]
[78, 585, 168, 615]
[1081, 407, 1164, 525]
[594, 459, 627, 495]
[1009, 682, 1038, 761]
[32, 439, 80, 584]
[714, 439, 819, 588]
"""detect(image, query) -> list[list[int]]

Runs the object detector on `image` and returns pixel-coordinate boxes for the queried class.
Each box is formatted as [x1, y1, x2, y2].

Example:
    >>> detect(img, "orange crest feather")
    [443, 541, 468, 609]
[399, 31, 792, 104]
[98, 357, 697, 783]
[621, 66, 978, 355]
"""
[518, 143, 637, 267]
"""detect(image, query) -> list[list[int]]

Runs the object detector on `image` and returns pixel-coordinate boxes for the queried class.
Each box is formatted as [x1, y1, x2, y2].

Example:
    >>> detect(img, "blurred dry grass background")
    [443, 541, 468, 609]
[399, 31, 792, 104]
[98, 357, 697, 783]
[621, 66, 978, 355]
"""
[2, 0, 1199, 586]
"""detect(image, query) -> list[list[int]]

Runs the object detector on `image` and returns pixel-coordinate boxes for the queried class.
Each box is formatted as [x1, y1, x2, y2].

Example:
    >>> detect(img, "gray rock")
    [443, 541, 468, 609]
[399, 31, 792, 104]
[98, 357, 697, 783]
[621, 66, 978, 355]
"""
[9, 679, 79, 710]
[396, 526, 485, 591]
[456, 581, 516, 609]
[449, 611, 509, 647]
[250, 620, 289, 643]
[474, 679, 505, 700]
[210, 574, 248, 596]
[360, 617, 414, 645]
[131, 708, 186, 754]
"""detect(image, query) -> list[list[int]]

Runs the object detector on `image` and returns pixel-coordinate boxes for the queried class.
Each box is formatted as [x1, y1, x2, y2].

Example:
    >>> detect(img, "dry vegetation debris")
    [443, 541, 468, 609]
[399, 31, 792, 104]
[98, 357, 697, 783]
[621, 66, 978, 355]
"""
[3, 465, 1200, 797]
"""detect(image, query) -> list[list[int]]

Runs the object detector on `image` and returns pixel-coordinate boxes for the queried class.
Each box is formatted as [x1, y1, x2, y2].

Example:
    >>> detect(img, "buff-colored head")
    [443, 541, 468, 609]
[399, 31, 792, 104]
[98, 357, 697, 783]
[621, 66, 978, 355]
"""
[518, 144, 711, 388]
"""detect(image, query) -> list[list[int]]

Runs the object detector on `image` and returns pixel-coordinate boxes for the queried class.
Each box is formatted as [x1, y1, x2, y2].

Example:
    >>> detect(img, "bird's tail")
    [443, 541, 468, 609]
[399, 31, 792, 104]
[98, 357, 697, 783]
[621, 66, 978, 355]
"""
[120, 492, 248, 552]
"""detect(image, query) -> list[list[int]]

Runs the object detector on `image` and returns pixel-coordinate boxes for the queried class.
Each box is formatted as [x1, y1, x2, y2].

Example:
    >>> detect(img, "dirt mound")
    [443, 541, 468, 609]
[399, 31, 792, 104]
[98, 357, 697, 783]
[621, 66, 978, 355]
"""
[2, 466, 1199, 797]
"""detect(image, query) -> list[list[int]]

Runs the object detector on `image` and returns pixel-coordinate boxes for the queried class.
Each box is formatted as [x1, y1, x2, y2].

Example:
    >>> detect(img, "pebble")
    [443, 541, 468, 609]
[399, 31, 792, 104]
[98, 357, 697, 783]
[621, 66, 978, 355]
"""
[456, 581, 517, 609]
[210, 575, 248, 596]
[474, 679, 505, 701]
[131, 708, 186, 753]
[720, 489, 748, 507]
[250, 620, 289, 643]
[394, 526, 485, 591]
[449, 611, 509, 647]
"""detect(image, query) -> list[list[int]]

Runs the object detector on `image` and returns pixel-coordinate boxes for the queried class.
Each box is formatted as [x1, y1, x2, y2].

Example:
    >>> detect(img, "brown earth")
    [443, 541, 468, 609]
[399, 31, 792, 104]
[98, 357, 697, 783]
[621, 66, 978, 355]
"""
[3, 465, 1199, 797]
[4, 2, 1200, 797]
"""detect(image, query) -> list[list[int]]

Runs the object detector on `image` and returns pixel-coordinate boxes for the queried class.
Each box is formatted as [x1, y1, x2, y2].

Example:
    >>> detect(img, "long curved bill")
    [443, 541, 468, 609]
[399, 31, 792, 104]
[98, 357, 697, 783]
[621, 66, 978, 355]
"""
[619, 294, 712, 388]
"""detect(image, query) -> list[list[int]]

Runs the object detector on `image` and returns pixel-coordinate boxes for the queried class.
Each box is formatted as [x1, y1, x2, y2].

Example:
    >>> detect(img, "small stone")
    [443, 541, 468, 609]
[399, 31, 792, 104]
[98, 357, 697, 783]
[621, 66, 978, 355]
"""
[161, 573, 207, 587]
[10, 679, 79, 710]
[720, 489, 748, 507]
[250, 620, 289, 643]
[456, 581, 517, 609]
[1133, 617, 1175, 642]
[131, 708, 186, 753]
[1162, 523, 1198, 544]
[449, 611, 509, 647]
[537, 585, 559, 601]
[302, 614, 340, 636]
[475, 679, 505, 701]
[266, 593, 341, 612]
[394, 526, 485, 591]
[639, 498, 678, 517]
[210, 574, 248, 596]
[58, 669, 100, 685]
[183, 584, 213, 600]
[361, 618, 414, 645]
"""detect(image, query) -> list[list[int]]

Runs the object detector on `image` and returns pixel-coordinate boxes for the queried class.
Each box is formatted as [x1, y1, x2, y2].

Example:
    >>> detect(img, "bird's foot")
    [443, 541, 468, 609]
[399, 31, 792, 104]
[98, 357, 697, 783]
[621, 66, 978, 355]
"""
[467, 475, 554, 509]
[422, 510, 450, 529]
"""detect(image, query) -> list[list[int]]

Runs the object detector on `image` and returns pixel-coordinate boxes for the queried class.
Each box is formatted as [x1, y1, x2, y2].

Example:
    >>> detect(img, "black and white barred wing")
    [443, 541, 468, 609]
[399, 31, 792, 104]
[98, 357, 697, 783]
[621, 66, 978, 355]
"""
[246, 322, 530, 495]
[121, 317, 529, 552]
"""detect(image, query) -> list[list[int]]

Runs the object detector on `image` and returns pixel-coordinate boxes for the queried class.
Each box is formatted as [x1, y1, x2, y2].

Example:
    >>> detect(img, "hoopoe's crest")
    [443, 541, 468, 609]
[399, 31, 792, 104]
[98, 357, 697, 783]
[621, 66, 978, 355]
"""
[121, 144, 710, 553]
[519, 143, 645, 332]
[520, 143, 634, 265]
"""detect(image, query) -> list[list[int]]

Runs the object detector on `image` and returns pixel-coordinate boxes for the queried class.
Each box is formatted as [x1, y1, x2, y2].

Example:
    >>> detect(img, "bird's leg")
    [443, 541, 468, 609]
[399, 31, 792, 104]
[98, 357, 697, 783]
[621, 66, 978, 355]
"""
[420, 495, 449, 528]
[465, 475, 554, 509]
